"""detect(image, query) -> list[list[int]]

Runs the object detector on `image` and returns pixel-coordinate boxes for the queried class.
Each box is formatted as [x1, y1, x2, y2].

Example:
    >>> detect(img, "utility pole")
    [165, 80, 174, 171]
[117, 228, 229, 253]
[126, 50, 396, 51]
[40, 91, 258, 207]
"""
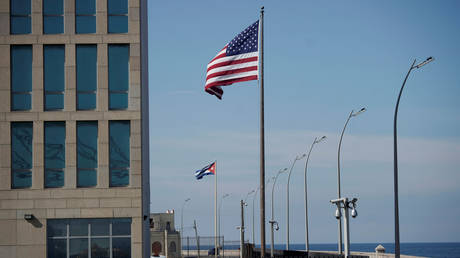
[193, 220, 200, 258]
[238, 200, 245, 258]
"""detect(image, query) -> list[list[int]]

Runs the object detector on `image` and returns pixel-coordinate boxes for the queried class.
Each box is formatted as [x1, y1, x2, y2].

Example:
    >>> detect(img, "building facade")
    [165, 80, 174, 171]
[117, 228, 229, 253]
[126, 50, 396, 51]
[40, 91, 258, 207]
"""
[150, 212, 181, 258]
[0, 0, 149, 257]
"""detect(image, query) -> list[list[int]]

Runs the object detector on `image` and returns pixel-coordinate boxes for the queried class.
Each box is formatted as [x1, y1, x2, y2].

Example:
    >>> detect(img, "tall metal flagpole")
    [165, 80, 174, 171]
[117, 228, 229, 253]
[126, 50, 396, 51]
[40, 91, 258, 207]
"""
[259, 6, 266, 258]
[215, 161, 218, 258]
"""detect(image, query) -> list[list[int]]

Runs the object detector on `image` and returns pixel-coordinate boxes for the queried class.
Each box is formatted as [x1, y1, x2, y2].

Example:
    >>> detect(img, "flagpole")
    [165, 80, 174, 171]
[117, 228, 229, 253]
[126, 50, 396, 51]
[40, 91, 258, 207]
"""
[259, 6, 266, 258]
[215, 161, 218, 258]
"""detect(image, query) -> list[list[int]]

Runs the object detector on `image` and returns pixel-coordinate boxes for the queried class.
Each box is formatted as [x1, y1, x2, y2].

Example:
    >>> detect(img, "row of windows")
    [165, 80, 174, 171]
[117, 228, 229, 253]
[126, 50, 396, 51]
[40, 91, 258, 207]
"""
[11, 120, 131, 189]
[10, 0, 129, 35]
[47, 218, 131, 258]
[11, 44, 130, 111]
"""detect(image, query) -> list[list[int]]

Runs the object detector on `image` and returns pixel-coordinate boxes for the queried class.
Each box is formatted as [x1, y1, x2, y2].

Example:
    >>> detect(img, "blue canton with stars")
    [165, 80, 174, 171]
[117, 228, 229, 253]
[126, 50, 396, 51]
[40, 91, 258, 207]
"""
[227, 20, 259, 56]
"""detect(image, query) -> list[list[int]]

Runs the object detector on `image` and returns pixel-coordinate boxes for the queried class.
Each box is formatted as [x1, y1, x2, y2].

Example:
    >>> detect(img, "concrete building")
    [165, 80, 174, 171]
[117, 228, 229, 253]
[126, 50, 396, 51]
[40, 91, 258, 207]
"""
[150, 211, 181, 258]
[0, 0, 150, 257]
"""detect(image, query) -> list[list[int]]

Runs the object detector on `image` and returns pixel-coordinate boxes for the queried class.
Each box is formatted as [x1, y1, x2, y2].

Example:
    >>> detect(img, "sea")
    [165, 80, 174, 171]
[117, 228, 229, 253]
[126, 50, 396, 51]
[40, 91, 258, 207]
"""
[283, 243, 460, 258]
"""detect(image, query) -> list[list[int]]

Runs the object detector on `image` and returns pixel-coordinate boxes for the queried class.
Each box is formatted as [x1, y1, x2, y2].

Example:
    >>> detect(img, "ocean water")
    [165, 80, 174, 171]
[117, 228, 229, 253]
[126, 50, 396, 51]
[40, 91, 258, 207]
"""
[285, 242, 460, 258]
[191, 242, 460, 257]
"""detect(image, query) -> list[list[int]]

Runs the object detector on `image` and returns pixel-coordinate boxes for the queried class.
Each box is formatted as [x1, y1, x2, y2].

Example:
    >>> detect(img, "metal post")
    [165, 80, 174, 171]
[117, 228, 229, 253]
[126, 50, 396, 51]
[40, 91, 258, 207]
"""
[303, 136, 325, 252]
[193, 220, 200, 258]
[181, 198, 191, 253]
[259, 6, 266, 258]
[337, 111, 352, 254]
[271, 169, 286, 257]
[239, 200, 245, 258]
[187, 237, 190, 257]
[165, 229, 169, 258]
[286, 155, 304, 250]
[394, 59, 416, 258]
[343, 198, 350, 258]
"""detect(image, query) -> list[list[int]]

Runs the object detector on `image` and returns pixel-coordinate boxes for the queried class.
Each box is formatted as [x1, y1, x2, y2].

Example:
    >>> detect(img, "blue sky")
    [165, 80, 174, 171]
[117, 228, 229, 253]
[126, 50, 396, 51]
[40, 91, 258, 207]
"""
[148, 1, 460, 245]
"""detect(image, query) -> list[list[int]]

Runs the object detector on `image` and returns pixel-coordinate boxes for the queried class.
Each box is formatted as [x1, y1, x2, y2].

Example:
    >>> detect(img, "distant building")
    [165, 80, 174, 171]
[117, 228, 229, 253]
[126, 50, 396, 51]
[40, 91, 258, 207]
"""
[0, 0, 150, 257]
[150, 211, 181, 257]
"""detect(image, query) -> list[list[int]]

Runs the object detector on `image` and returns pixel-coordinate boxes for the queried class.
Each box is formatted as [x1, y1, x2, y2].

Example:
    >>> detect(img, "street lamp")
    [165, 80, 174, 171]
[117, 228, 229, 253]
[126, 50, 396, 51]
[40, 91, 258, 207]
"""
[337, 107, 366, 254]
[244, 190, 255, 243]
[218, 193, 230, 248]
[331, 197, 358, 258]
[286, 154, 307, 250]
[181, 197, 191, 252]
[394, 57, 434, 258]
[304, 136, 326, 251]
[270, 168, 287, 258]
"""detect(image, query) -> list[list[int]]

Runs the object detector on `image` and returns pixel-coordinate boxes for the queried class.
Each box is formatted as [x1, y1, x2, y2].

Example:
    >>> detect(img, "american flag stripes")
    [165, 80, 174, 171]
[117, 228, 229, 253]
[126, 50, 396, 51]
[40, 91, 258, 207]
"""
[205, 21, 259, 99]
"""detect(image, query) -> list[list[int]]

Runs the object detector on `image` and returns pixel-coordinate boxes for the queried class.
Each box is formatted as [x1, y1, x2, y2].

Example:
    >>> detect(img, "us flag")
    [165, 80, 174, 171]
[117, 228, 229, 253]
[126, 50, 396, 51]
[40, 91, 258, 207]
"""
[205, 20, 259, 99]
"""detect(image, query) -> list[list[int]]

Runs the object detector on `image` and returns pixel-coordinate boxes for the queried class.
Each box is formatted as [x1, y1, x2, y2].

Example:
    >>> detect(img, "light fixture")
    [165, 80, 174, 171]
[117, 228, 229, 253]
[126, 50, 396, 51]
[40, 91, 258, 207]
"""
[414, 57, 434, 69]
[24, 214, 34, 221]
[335, 208, 341, 219]
[352, 107, 366, 117]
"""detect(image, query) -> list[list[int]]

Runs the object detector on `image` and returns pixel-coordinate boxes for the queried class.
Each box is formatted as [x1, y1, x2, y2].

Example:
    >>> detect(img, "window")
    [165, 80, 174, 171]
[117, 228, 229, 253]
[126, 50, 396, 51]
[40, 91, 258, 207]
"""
[108, 45, 129, 110]
[76, 45, 97, 110]
[109, 121, 130, 187]
[44, 45, 65, 110]
[77, 121, 98, 187]
[108, 0, 128, 33]
[44, 122, 65, 188]
[10, 0, 31, 34]
[47, 218, 132, 258]
[11, 45, 32, 111]
[11, 122, 33, 189]
[43, 0, 64, 34]
[76, 0, 96, 34]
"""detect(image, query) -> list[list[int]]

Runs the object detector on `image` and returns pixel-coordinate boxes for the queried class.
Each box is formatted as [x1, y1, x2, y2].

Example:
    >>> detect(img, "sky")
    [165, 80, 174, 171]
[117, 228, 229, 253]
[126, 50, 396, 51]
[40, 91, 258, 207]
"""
[147, 0, 460, 245]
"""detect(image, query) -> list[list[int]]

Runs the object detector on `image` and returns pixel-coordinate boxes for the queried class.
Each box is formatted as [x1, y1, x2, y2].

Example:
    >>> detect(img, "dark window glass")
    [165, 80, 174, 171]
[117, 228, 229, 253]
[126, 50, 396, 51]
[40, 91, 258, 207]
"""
[10, 0, 31, 34]
[107, 0, 128, 33]
[76, 45, 97, 110]
[90, 219, 109, 236]
[70, 219, 89, 236]
[11, 122, 32, 188]
[108, 45, 129, 110]
[47, 219, 67, 237]
[48, 239, 67, 258]
[47, 218, 131, 258]
[112, 238, 131, 258]
[11, 45, 32, 111]
[43, 0, 63, 34]
[77, 121, 98, 187]
[44, 122, 65, 188]
[109, 121, 130, 186]
[112, 218, 131, 235]
[75, 0, 96, 33]
[70, 239, 89, 258]
[44, 45, 65, 110]
[91, 238, 110, 258]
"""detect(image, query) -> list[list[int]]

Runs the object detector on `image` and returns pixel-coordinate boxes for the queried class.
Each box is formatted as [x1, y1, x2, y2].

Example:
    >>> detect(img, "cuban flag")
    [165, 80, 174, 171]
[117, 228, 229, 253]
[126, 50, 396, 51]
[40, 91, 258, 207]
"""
[195, 162, 216, 180]
[205, 21, 259, 99]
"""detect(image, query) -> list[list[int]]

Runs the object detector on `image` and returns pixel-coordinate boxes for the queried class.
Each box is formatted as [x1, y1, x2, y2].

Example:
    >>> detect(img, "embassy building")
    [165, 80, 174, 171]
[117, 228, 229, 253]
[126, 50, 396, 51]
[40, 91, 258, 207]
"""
[0, 0, 150, 257]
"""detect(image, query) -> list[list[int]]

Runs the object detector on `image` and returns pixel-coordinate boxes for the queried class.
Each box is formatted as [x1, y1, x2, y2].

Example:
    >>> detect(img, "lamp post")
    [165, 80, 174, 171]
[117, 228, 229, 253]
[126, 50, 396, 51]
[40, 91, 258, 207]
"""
[218, 193, 230, 248]
[244, 190, 255, 244]
[270, 168, 287, 257]
[331, 197, 358, 258]
[304, 136, 326, 252]
[337, 107, 366, 254]
[394, 57, 433, 258]
[286, 154, 306, 250]
[181, 197, 191, 251]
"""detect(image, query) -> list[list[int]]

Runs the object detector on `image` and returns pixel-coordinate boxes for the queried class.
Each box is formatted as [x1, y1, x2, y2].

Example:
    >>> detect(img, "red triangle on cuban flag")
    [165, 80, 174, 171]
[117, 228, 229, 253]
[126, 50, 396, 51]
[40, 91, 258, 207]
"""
[209, 162, 216, 175]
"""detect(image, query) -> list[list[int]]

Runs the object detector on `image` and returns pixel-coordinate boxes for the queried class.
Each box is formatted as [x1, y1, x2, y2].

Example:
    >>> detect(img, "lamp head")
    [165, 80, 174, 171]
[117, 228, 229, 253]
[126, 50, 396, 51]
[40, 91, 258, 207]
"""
[352, 107, 366, 117]
[185, 198, 191, 202]
[315, 136, 327, 143]
[297, 153, 307, 160]
[351, 208, 358, 218]
[414, 56, 434, 69]
[335, 208, 341, 219]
